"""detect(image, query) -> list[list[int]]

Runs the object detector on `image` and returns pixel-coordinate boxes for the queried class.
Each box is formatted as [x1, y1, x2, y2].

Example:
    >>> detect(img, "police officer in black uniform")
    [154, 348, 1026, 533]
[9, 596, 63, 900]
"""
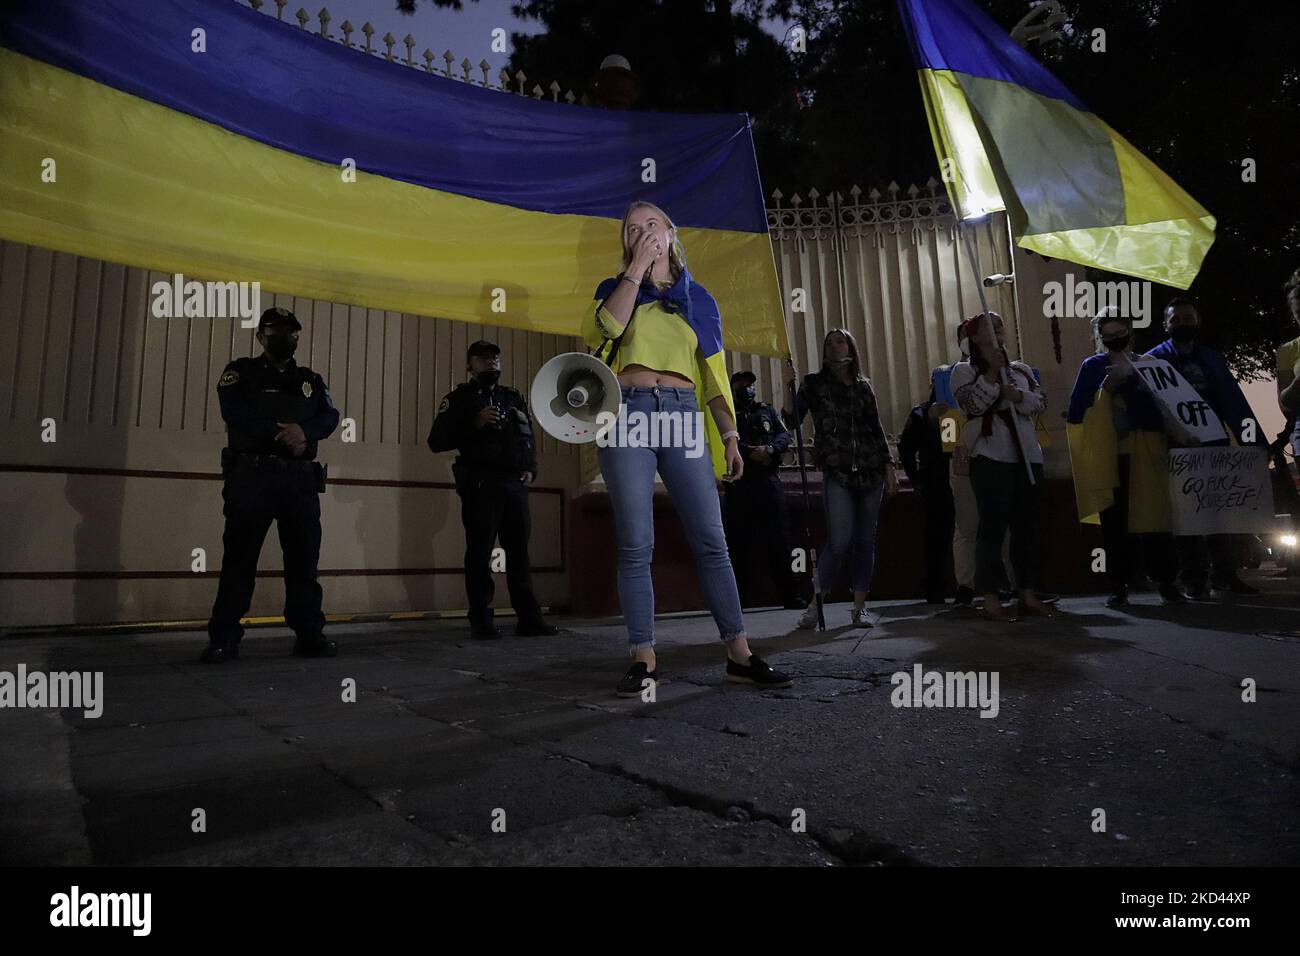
[428, 340, 557, 639]
[723, 371, 805, 609]
[202, 307, 340, 663]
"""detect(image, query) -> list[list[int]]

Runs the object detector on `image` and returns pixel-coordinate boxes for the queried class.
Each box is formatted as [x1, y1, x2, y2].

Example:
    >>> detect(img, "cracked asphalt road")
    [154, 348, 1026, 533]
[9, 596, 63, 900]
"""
[2, 583, 1298, 866]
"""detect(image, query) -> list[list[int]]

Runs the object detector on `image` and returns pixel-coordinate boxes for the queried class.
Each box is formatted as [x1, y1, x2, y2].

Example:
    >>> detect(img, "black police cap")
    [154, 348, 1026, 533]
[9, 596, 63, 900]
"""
[258, 306, 302, 332]
[467, 340, 500, 361]
[730, 370, 757, 387]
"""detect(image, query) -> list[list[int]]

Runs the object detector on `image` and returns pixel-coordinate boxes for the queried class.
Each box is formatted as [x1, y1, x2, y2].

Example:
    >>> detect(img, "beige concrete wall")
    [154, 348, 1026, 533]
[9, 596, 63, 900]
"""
[0, 240, 581, 628]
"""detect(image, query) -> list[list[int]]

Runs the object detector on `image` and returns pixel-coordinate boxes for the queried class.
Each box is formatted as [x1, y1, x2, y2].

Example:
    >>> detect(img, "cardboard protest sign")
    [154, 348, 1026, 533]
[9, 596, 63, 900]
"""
[1167, 447, 1276, 534]
[1134, 358, 1226, 444]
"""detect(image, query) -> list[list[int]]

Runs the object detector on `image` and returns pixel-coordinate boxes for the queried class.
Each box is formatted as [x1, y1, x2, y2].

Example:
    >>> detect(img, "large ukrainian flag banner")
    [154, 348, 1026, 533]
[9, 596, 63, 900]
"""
[897, 0, 1215, 289]
[0, 0, 786, 356]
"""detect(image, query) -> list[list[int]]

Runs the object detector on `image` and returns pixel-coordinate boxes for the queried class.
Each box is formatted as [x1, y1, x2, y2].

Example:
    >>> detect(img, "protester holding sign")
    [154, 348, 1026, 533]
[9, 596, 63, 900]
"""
[1066, 309, 1186, 608]
[1146, 297, 1262, 596]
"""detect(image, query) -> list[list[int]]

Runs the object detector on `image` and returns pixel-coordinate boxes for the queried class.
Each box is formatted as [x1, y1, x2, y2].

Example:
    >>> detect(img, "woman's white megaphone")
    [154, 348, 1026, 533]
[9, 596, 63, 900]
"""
[530, 352, 623, 443]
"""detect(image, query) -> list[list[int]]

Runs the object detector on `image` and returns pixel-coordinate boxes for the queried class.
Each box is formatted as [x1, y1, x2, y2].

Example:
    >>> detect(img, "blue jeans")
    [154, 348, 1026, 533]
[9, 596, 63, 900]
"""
[597, 386, 746, 648]
[818, 475, 884, 595]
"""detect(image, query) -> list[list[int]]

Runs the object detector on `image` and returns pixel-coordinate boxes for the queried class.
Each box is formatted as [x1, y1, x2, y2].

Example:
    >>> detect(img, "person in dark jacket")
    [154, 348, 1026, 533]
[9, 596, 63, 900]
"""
[899, 377, 955, 603]
[428, 340, 557, 639]
[1146, 297, 1262, 597]
[723, 370, 805, 609]
[782, 328, 898, 628]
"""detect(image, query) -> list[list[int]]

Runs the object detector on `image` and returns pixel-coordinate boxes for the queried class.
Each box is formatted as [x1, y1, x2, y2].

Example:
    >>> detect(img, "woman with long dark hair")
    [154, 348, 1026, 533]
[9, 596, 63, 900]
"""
[581, 201, 793, 696]
[951, 313, 1054, 623]
[782, 328, 897, 627]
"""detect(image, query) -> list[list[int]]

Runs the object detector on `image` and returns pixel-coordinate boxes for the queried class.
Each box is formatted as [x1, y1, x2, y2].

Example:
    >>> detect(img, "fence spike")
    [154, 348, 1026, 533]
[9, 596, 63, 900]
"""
[549, 79, 561, 101]
[340, 20, 353, 47]
[317, 7, 330, 38]
[275, 0, 287, 20]
[382, 32, 396, 60]
[462, 57, 473, 81]
[248, 0, 263, 11]
[403, 34, 415, 66]
[848, 184, 862, 200]
[423, 49, 435, 72]
[532, 83, 544, 98]
[295, 7, 309, 29]
[479, 59, 491, 85]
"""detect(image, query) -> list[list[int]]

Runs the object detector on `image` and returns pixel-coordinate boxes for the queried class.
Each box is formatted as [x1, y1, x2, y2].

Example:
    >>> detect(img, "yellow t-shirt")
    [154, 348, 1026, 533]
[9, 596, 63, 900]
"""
[581, 293, 725, 404]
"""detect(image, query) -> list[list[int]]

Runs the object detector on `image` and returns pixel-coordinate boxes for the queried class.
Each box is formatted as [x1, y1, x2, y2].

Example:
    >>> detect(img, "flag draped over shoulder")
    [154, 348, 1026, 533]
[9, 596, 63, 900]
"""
[1064, 357, 1171, 531]
[592, 269, 735, 478]
[897, 0, 1215, 290]
[0, 0, 787, 356]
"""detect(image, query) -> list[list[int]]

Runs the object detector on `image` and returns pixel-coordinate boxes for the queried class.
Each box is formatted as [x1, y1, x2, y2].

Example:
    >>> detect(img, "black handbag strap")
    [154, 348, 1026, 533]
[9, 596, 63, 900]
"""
[592, 274, 638, 368]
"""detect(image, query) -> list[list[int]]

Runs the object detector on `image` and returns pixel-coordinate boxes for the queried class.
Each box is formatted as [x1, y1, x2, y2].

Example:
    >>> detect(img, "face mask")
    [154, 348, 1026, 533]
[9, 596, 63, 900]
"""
[1103, 334, 1131, 352]
[734, 385, 755, 405]
[263, 335, 296, 361]
[959, 345, 970, 359]
[475, 369, 501, 387]
[828, 356, 852, 367]
[1170, 326, 1197, 344]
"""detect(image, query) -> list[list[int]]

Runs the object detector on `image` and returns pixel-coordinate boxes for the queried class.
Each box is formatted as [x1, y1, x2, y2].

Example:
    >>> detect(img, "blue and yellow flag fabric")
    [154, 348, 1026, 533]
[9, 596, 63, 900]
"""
[0, 0, 786, 355]
[897, 0, 1215, 290]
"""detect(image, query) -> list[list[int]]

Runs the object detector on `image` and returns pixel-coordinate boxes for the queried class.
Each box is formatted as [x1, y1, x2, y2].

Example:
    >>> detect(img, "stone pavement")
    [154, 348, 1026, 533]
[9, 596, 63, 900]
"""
[2, 579, 1298, 866]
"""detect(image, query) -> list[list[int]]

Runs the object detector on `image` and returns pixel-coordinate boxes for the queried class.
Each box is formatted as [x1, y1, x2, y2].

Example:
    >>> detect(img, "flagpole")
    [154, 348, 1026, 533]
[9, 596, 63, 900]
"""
[786, 358, 825, 631]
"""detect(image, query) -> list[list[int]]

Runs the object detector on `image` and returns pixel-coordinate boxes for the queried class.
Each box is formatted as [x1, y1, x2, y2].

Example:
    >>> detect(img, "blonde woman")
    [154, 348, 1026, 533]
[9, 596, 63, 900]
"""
[582, 201, 793, 696]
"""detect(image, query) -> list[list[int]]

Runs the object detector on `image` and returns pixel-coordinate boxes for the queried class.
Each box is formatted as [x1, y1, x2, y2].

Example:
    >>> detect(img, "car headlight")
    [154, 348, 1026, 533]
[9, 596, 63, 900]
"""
[1282, 534, 1299, 548]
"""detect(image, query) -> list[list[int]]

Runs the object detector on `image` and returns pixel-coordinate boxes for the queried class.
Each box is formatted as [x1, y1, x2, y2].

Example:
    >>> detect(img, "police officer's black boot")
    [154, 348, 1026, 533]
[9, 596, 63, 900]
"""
[469, 609, 501, 640]
[292, 633, 339, 657]
[199, 639, 239, 664]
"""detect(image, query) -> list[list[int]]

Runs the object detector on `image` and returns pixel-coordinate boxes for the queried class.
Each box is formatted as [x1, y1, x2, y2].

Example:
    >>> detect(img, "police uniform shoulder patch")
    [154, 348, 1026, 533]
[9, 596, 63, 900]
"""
[302, 379, 313, 398]
[218, 369, 239, 387]
[438, 397, 450, 413]
[762, 418, 772, 432]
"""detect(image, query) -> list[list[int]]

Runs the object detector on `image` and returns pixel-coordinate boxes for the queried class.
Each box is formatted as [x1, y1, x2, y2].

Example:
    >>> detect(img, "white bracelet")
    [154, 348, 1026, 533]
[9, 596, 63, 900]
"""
[720, 430, 739, 442]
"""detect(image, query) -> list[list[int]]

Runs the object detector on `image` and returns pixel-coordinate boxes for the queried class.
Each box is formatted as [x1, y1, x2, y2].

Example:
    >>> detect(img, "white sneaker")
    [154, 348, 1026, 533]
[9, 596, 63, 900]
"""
[797, 604, 820, 629]
[851, 607, 880, 628]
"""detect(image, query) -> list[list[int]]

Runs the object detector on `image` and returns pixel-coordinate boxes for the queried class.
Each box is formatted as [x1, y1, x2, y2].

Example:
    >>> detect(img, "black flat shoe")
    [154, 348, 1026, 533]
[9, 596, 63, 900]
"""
[471, 625, 502, 640]
[199, 641, 238, 664]
[616, 661, 658, 698]
[725, 654, 792, 688]
[515, 620, 559, 636]
[292, 636, 339, 657]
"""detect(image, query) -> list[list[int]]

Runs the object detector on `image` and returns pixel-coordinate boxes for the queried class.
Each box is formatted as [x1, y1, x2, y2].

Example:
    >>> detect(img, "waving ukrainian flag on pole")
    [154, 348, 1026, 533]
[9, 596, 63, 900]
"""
[897, 0, 1215, 289]
[0, 0, 786, 356]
